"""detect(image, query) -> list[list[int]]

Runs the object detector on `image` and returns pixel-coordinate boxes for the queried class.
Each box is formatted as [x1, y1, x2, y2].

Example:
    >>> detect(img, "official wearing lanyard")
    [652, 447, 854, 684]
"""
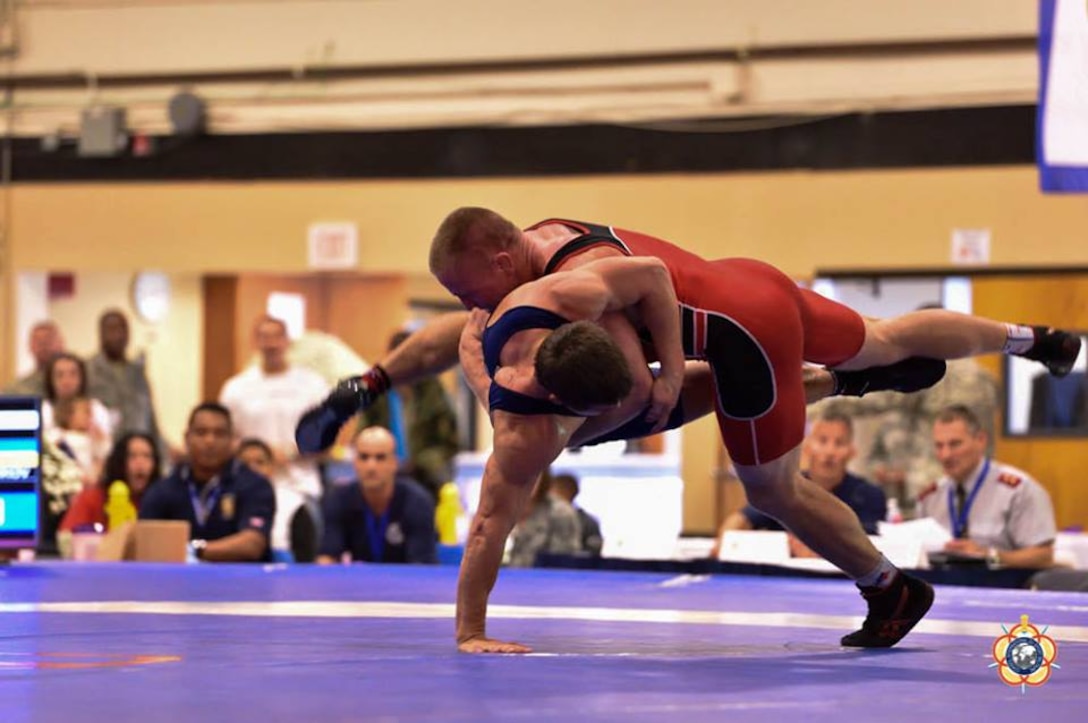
[947, 458, 990, 540]
[186, 465, 223, 534]
[364, 507, 391, 562]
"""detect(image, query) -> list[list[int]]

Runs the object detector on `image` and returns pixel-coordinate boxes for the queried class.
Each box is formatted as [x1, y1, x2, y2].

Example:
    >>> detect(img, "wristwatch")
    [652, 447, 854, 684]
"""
[987, 546, 1001, 568]
[191, 539, 208, 561]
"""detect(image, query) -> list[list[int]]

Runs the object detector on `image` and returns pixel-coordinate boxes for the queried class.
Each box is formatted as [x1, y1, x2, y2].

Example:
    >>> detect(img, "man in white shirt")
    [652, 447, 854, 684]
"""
[918, 404, 1057, 569]
[220, 315, 331, 557]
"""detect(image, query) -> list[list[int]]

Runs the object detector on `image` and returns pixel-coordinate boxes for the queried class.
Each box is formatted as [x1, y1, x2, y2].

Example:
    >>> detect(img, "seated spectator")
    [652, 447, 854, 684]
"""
[711, 412, 886, 559]
[237, 438, 275, 480]
[48, 396, 112, 486]
[60, 432, 162, 533]
[139, 402, 275, 563]
[317, 426, 436, 564]
[508, 469, 582, 568]
[550, 473, 603, 557]
[4, 320, 65, 396]
[918, 405, 1057, 569]
[236, 435, 321, 563]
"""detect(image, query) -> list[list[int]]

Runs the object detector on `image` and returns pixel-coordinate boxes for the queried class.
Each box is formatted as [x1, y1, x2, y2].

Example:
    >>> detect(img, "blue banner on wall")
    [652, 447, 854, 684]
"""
[1038, 0, 1088, 192]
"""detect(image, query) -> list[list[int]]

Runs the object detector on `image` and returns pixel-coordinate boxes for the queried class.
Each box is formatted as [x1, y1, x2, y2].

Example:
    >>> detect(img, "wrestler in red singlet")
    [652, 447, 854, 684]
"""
[527, 218, 866, 465]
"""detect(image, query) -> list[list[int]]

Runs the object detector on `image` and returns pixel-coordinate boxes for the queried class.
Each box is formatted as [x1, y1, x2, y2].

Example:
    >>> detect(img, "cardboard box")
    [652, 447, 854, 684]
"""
[95, 520, 190, 563]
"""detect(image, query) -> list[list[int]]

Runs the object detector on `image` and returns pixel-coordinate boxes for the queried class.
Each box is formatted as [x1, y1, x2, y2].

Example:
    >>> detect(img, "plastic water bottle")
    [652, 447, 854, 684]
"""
[886, 497, 903, 524]
[435, 482, 464, 545]
[105, 480, 138, 531]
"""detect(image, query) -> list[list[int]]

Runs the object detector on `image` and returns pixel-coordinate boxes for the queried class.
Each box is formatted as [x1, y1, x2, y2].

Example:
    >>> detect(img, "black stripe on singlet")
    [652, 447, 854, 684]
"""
[532, 218, 631, 275]
[544, 235, 629, 275]
[681, 307, 696, 358]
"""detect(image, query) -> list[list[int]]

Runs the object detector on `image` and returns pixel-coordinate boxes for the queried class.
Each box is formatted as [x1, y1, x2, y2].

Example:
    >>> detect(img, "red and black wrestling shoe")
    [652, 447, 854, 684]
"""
[841, 572, 935, 649]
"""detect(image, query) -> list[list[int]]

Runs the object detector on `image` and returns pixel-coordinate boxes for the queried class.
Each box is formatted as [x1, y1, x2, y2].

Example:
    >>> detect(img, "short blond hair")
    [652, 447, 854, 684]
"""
[429, 207, 521, 275]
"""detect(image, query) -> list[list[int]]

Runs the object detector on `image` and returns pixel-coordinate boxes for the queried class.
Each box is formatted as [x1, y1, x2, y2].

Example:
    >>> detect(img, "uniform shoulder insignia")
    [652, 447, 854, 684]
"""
[918, 482, 939, 501]
[997, 472, 1023, 488]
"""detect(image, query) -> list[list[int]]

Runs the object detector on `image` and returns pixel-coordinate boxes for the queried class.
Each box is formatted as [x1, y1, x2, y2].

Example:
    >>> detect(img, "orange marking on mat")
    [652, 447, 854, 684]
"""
[0, 652, 181, 670]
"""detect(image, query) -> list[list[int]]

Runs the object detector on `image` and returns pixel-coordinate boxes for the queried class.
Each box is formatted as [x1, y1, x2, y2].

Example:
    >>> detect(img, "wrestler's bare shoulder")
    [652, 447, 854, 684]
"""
[525, 224, 580, 257]
[526, 222, 626, 272]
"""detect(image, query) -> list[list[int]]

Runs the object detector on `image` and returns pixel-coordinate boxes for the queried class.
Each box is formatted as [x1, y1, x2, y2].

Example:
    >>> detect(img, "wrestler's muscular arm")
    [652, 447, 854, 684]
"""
[382, 310, 471, 385]
[459, 309, 492, 407]
[456, 411, 580, 653]
[547, 257, 685, 427]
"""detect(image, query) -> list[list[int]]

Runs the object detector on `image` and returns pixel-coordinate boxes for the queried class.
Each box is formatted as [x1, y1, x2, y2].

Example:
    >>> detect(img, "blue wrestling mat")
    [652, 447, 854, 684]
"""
[1, 563, 1084, 722]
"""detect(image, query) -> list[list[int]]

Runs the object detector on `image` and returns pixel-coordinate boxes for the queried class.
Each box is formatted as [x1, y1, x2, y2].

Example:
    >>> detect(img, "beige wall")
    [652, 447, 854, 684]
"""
[13, 167, 1088, 280]
[45, 272, 203, 449]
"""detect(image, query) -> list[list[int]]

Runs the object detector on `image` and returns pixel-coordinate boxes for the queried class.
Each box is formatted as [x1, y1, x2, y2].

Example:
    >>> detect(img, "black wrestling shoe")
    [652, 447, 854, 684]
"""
[841, 572, 934, 648]
[1019, 327, 1082, 378]
[832, 357, 947, 398]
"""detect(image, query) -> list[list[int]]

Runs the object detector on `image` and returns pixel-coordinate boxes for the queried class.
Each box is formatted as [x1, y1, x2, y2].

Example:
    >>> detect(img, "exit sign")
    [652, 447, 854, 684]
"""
[307, 222, 358, 269]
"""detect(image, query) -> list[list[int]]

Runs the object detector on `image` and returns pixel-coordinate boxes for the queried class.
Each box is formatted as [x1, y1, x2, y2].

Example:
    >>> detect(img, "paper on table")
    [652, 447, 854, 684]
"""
[878, 517, 952, 553]
[716, 530, 791, 565]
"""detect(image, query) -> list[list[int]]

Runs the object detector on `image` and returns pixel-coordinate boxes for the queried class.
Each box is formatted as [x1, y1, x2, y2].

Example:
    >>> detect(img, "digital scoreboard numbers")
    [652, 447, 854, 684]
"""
[0, 396, 42, 549]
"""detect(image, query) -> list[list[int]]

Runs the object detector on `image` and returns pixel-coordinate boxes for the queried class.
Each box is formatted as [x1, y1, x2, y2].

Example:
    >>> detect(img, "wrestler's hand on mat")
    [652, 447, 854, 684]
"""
[646, 373, 682, 431]
[457, 636, 533, 654]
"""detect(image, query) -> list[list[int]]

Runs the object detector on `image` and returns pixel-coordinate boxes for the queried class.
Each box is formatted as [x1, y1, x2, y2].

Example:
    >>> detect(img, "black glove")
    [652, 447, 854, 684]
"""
[295, 366, 391, 454]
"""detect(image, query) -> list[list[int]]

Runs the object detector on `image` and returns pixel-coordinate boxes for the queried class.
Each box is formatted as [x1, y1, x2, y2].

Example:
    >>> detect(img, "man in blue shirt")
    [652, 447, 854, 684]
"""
[316, 426, 437, 564]
[139, 402, 275, 562]
[712, 411, 886, 558]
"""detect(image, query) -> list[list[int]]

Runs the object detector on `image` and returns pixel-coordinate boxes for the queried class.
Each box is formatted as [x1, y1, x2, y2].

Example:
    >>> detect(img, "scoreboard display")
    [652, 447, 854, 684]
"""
[0, 396, 41, 550]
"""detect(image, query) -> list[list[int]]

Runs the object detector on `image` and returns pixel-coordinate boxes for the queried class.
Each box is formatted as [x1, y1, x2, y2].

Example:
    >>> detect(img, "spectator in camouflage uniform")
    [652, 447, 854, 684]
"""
[507, 470, 582, 568]
[4, 321, 65, 397]
[85, 309, 172, 462]
[811, 357, 998, 518]
[550, 472, 604, 557]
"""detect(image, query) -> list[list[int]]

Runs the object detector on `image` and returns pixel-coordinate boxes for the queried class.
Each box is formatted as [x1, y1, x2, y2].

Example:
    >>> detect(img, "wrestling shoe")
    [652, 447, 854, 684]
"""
[295, 366, 391, 454]
[832, 357, 947, 398]
[1018, 327, 1082, 378]
[841, 572, 935, 648]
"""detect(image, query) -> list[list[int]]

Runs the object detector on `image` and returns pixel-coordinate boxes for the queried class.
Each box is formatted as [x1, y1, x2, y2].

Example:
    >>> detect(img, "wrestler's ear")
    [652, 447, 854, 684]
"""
[493, 251, 515, 273]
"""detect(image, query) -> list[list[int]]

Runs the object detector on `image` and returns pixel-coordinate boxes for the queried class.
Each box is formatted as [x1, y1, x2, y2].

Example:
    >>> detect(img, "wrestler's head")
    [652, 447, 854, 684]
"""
[534, 321, 633, 414]
[430, 207, 535, 310]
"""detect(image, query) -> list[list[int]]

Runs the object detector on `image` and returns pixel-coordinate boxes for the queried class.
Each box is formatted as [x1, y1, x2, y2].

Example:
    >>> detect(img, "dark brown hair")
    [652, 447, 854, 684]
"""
[43, 352, 88, 401]
[535, 321, 633, 410]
